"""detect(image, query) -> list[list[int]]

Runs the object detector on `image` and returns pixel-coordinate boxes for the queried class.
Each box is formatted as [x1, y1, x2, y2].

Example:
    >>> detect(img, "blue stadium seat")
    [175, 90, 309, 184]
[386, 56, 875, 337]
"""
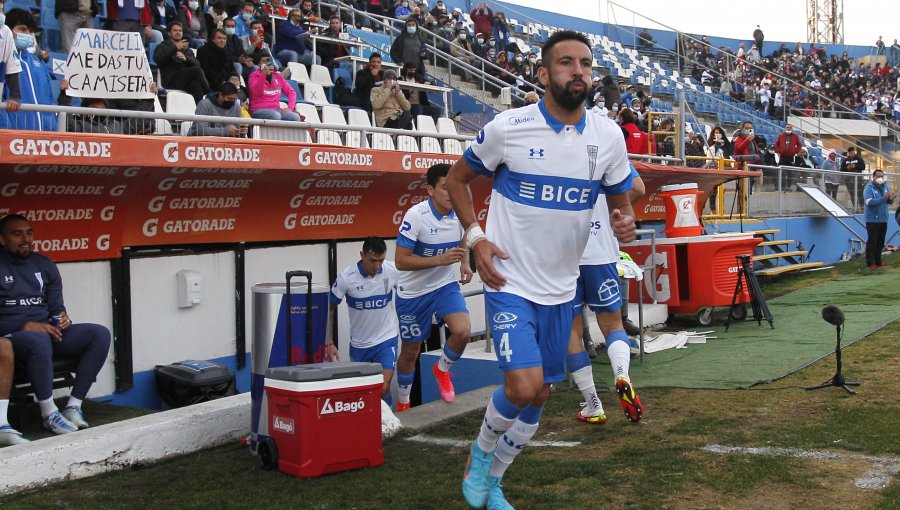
[4, 0, 38, 11]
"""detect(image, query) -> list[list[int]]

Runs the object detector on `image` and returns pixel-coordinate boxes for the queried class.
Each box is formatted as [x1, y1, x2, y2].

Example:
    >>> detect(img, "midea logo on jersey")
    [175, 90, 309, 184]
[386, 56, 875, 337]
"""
[528, 148, 545, 160]
[508, 116, 534, 126]
[399, 314, 416, 322]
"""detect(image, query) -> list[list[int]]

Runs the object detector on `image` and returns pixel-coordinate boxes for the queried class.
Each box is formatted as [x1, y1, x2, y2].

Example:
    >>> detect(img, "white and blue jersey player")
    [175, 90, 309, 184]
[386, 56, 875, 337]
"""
[568, 162, 646, 426]
[446, 30, 637, 510]
[394, 163, 473, 412]
[327, 237, 400, 406]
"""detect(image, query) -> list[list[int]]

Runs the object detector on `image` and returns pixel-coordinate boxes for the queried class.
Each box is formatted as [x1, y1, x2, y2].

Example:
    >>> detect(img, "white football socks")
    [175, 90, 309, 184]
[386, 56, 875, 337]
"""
[491, 419, 540, 478]
[571, 366, 603, 416]
[606, 341, 632, 382]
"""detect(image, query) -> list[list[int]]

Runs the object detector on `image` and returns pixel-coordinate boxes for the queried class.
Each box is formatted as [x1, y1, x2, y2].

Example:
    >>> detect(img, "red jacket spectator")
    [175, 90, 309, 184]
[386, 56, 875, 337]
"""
[622, 122, 649, 154]
[774, 127, 801, 161]
[469, 3, 493, 39]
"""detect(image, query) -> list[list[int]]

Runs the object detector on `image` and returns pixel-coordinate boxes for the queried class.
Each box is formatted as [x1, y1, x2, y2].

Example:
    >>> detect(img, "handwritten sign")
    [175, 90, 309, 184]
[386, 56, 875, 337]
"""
[64, 29, 154, 99]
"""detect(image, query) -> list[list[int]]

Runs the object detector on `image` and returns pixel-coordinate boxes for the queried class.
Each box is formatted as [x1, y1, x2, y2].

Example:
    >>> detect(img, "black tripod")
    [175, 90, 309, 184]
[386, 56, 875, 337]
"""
[805, 305, 859, 395]
[725, 254, 774, 331]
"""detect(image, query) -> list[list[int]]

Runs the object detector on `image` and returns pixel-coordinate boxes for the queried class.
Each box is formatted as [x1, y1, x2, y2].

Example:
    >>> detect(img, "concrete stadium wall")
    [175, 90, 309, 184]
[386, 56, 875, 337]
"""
[59, 240, 487, 410]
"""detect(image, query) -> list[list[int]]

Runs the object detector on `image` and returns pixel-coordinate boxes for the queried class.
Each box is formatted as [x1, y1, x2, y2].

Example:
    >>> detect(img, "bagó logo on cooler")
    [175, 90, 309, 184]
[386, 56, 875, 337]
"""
[272, 416, 294, 434]
[320, 397, 366, 415]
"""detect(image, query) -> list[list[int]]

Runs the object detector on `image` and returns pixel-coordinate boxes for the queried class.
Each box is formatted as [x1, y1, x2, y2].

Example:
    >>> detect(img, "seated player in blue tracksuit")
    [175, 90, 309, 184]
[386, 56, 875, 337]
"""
[0, 215, 111, 440]
[1, 9, 57, 131]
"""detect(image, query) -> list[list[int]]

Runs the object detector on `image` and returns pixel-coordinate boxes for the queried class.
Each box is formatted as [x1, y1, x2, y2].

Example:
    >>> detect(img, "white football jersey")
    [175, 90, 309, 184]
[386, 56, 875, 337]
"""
[330, 261, 400, 348]
[396, 199, 463, 298]
[581, 164, 640, 265]
[464, 100, 632, 304]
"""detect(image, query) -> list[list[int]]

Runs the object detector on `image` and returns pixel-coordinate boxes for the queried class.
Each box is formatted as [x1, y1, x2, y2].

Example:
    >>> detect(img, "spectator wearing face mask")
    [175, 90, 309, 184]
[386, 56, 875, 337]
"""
[190, 82, 246, 136]
[471, 32, 488, 59]
[390, 19, 425, 72]
[176, 0, 208, 48]
[371, 69, 412, 129]
[429, 0, 446, 19]
[590, 92, 608, 116]
[232, 2, 255, 38]
[685, 132, 706, 168]
[841, 146, 867, 210]
[707, 126, 732, 164]
[469, 2, 493, 38]
[222, 17, 252, 75]
[399, 61, 441, 123]
[450, 31, 477, 82]
[774, 123, 802, 189]
[393, 0, 412, 21]
[863, 169, 895, 268]
[2, 8, 57, 131]
[820, 149, 840, 199]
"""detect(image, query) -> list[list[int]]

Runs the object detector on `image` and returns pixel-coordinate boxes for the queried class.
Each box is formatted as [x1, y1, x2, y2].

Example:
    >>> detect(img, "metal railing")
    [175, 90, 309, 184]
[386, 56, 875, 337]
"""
[323, 0, 542, 106]
[0, 102, 476, 147]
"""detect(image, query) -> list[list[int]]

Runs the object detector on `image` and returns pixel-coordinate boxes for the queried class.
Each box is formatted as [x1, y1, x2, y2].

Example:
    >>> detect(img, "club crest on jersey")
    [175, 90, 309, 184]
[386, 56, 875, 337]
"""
[597, 278, 621, 306]
[528, 148, 545, 160]
[587, 145, 599, 181]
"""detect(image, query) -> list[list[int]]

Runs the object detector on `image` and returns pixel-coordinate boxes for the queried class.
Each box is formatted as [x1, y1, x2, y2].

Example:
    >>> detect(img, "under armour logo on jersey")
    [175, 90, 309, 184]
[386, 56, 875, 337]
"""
[528, 148, 545, 159]
[3, 275, 13, 284]
[429, 228, 438, 235]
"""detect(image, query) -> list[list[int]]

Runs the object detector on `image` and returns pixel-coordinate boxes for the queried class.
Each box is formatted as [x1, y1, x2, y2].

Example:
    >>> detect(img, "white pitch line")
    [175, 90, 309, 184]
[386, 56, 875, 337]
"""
[406, 434, 581, 448]
[703, 444, 900, 489]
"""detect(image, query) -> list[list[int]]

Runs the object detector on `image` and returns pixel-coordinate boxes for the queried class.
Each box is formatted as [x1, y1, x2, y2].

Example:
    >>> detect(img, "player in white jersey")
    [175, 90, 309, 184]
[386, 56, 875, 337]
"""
[394, 163, 473, 412]
[327, 237, 400, 405]
[447, 30, 636, 510]
[568, 163, 646, 426]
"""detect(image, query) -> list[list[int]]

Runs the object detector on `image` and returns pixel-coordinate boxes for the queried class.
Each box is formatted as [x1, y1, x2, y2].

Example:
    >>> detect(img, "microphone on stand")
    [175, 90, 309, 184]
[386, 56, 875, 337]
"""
[821, 304, 844, 327]
[806, 304, 858, 394]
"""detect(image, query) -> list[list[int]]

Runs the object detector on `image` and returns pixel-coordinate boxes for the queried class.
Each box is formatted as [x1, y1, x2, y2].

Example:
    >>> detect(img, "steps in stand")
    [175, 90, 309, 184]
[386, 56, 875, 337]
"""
[749, 229, 824, 276]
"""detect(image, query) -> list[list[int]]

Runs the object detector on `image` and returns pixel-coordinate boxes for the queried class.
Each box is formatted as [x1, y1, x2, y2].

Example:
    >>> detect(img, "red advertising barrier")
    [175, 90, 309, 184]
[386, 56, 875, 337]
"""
[0, 131, 754, 262]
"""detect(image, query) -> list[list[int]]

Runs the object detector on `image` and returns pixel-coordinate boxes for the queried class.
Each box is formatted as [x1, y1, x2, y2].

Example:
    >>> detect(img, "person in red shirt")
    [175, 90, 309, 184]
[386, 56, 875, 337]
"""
[469, 2, 493, 39]
[774, 123, 802, 190]
[733, 120, 761, 193]
[618, 107, 648, 155]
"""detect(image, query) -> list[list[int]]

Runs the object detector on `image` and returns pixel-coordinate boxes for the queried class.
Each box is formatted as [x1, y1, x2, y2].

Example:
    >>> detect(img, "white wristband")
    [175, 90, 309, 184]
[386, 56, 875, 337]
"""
[465, 223, 487, 248]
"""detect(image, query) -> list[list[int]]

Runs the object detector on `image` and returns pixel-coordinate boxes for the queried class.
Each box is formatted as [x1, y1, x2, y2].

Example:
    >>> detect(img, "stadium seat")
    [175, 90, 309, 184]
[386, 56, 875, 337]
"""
[310, 64, 334, 88]
[287, 62, 311, 84]
[318, 105, 346, 146]
[295, 102, 320, 124]
[5, 0, 38, 11]
[420, 136, 442, 154]
[153, 96, 173, 135]
[303, 83, 331, 106]
[416, 115, 437, 134]
[165, 91, 196, 135]
[396, 135, 419, 152]
[346, 108, 371, 148]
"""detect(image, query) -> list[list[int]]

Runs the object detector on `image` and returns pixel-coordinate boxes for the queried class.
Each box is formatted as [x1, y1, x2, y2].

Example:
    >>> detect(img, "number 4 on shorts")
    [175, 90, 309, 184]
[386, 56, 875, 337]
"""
[498, 333, 513, 363]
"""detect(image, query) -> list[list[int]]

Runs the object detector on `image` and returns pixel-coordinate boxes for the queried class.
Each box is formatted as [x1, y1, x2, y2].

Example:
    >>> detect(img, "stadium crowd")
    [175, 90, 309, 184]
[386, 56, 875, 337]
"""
[676, 30, 900, 127]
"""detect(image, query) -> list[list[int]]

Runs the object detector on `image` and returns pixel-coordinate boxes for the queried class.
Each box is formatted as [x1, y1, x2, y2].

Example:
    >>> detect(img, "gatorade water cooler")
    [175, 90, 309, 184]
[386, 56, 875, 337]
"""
[259, 362, 384, 478]
[659, 183, 704, 237]
[250, 276, 329, 453]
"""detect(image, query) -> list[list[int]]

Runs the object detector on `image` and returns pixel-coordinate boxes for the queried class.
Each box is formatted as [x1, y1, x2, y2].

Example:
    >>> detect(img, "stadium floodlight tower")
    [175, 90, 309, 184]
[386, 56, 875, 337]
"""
[806, 0, 843, 44]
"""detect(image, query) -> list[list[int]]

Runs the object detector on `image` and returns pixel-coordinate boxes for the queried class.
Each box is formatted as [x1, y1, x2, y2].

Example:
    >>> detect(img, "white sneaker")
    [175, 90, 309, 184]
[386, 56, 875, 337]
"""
[43, 410, 78, 434]
[62, 406, 90, 429]
[0, 424, 31, 446]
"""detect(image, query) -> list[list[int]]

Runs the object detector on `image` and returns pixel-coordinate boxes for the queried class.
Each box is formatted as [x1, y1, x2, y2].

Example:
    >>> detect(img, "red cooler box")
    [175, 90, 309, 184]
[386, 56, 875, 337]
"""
[263, 362, 384, 478]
